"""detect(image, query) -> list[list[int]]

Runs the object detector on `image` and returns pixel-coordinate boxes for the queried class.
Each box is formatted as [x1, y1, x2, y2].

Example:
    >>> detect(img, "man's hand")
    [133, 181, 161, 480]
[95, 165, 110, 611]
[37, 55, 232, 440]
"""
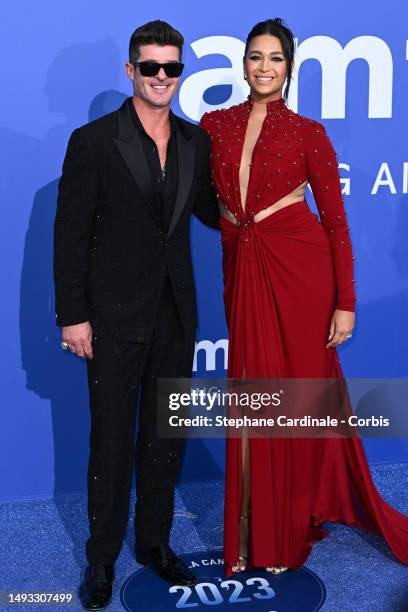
[326, 310, 355, 348]
[62, 321, 93, 359]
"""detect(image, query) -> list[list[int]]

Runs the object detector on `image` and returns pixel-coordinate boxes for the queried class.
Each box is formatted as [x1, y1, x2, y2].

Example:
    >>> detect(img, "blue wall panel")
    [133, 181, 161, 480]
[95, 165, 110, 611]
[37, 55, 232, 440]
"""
[1, 1, 407, 500]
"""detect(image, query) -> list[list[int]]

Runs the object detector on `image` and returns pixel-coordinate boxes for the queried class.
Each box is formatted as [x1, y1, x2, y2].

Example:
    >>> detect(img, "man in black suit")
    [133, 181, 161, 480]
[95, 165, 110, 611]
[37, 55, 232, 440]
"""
[54, 20, 219, 610]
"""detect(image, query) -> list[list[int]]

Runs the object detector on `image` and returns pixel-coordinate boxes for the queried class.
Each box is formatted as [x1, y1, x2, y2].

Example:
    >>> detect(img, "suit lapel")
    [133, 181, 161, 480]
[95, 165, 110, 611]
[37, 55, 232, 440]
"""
[113, 98, 159, 224]
[113, 99, 196, 234]
[167, 122, 196, 237]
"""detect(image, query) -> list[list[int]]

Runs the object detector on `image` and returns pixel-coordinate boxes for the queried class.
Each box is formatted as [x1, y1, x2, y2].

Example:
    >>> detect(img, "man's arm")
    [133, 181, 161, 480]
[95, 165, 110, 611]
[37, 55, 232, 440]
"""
[54, 127, 99, 327]
[192, 131, 219, 229]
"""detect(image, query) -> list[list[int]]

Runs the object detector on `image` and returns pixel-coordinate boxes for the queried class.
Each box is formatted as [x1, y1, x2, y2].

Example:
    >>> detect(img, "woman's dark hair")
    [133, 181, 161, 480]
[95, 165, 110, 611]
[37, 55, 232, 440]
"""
[129, 20, 184, 63]
[244, 18, 296, 100]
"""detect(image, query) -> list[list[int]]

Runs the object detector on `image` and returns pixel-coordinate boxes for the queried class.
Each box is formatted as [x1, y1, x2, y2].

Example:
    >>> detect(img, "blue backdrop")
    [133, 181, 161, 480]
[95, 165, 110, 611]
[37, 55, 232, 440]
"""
[1, 1, 407, 501]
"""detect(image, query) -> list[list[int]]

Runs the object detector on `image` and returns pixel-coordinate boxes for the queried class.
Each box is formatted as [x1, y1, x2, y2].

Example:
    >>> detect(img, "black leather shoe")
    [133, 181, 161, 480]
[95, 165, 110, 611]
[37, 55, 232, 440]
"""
[136, 544, 197, 585]
[79, 564, 114, 610]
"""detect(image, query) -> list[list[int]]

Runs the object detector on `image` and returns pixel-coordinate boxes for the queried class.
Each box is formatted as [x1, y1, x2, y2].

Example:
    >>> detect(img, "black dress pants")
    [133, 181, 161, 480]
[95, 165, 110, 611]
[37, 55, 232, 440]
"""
[85, 279, 195, 564]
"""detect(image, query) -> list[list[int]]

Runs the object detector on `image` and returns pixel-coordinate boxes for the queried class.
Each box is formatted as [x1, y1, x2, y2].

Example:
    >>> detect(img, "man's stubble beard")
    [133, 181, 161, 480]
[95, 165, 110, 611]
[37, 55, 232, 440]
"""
[134, 82, 178, 110]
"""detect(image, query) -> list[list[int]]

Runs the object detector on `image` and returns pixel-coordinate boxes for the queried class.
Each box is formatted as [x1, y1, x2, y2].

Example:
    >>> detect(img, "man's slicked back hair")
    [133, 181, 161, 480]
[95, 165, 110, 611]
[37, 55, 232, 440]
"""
[129, 20, 184, 63]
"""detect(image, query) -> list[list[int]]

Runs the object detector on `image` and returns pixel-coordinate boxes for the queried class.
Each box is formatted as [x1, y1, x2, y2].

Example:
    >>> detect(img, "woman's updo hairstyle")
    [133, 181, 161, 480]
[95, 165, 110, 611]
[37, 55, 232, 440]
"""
[244, 18, 296, 100]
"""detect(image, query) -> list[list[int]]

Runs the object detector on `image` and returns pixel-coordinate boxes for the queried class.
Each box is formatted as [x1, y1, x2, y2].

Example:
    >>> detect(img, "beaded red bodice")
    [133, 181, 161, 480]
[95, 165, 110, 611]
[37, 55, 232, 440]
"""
[200, 97, 356, 312]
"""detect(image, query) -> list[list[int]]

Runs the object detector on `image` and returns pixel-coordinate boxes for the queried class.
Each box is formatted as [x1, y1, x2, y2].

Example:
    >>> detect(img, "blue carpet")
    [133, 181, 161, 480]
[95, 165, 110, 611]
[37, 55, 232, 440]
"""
[1, 463, 407, 611]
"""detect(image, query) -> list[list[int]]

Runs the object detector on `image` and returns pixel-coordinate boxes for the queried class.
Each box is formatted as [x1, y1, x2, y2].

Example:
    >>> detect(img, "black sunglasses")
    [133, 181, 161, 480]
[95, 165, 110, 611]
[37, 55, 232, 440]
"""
[133, 61, 184, 78]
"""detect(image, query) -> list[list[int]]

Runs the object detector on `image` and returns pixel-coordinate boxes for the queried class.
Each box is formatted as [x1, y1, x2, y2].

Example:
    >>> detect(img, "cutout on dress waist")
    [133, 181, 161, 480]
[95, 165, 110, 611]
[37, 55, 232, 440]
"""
[220, 181, 308, 226]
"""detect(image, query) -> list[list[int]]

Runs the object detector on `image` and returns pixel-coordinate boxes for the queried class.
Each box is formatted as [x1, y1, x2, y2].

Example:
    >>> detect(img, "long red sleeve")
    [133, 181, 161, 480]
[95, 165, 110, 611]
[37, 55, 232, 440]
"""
[306, 122, 356, 312]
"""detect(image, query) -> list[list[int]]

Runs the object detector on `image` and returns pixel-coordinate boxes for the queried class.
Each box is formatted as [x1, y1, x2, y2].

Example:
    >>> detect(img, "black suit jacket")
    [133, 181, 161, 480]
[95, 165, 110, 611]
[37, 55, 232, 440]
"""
[54, 97, 219, 342]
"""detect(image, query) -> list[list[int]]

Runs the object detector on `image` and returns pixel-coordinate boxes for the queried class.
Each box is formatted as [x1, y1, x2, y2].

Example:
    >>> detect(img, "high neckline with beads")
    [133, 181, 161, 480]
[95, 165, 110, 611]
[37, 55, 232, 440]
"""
[245, 95, 287, 116]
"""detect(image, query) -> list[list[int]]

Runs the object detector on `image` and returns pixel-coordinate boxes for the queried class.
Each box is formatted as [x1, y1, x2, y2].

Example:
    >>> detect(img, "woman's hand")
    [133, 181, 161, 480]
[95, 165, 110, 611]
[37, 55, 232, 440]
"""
[326, 309, 355, 348]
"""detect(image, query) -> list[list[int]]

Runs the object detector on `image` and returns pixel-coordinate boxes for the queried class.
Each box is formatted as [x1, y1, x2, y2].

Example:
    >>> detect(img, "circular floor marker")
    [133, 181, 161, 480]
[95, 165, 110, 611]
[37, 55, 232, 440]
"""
[120, 550, 325, 611]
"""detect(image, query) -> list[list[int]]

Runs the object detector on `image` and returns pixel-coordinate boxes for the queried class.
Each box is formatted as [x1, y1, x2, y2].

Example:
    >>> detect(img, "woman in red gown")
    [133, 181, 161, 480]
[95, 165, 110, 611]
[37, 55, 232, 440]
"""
[200, 18, 408, 576]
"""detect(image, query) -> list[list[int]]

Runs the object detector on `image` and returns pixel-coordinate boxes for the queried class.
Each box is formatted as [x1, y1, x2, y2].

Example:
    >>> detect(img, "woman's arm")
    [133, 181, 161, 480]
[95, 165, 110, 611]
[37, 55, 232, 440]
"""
[305, 122, 355, 346]
[306, 122, 356, 313]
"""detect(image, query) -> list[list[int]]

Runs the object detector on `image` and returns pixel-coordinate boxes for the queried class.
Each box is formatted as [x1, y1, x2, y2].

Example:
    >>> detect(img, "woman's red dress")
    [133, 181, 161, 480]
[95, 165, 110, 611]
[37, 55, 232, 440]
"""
[200, 97, 408, 576]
